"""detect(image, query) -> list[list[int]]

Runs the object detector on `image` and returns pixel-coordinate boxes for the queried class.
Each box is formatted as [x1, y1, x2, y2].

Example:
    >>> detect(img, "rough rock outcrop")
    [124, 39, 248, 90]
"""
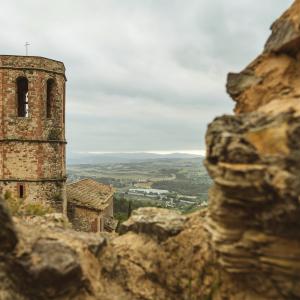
[0, 200, 215, 300]
[1, 1, 300, 299]
[0, 198, 17, 253]
[227, 0, 300, 114]
[206, 1, 300, 298]
[119, 207, 187, 241]
[205, 99, 300, 299]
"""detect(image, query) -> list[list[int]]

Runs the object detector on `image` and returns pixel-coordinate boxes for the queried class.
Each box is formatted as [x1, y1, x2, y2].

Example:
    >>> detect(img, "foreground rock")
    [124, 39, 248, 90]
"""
[0, 199, 214, 300]
[1, 1, 300, 299]
[119, 207, 187, 241]
[0, 198, 17, 253]
[205, 98, 300, 298]
[227, 0, 300, 114]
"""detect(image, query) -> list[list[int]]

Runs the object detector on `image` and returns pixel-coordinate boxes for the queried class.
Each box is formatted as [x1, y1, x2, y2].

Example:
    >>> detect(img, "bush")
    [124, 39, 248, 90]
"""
[4, 190, 53, 217]
[4, 191, 22, 215]
[22, 202, 54, 216]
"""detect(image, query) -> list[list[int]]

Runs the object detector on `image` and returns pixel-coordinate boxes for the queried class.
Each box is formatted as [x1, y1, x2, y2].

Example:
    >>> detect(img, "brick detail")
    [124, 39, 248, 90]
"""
[0, 55, 67, 211]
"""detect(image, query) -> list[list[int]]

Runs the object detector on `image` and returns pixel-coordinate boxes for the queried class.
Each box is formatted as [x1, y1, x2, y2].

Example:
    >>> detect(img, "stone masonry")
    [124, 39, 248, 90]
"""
[67, 179, 115, 233]
[0, 55, 67, 212]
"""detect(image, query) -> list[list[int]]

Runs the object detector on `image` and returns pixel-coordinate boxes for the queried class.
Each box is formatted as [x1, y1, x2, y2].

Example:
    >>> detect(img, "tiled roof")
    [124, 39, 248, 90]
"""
[67, 179, 114, 211]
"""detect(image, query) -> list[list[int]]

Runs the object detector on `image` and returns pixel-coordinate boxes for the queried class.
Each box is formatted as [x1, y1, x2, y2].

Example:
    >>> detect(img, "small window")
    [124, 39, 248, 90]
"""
[17, 77, 29, 117]
[46, 79, 55, 118]
[19, 184, 25, 198]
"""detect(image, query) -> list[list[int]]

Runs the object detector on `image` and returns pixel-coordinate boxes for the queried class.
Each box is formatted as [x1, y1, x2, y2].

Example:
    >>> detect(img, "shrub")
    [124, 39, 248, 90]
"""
[4, 191, 22, 216]
[4, 190, 53, 217]
[22, 202, 54, 216]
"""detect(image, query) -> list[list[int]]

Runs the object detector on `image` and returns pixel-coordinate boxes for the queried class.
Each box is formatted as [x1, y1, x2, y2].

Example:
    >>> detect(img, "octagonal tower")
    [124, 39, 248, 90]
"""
[0, 55, 67, 213]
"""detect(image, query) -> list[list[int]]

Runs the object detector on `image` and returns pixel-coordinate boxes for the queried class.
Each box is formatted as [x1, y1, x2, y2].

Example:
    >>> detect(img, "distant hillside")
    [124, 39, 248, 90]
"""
[67, 152, 203, 165]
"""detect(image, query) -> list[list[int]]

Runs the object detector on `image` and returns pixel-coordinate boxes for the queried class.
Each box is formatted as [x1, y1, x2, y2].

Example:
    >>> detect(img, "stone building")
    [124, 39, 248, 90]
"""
[67, 179, 116, 232]
[0, 55, 67, 212]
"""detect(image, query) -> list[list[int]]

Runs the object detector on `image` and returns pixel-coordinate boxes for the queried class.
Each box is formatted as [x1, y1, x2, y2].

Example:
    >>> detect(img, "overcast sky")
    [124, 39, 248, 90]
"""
[0, 0, 293, 155]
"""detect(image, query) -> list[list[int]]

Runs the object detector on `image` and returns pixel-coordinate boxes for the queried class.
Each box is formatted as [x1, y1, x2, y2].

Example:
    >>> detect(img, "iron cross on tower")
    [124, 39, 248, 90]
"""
[24, 42, 30, 56]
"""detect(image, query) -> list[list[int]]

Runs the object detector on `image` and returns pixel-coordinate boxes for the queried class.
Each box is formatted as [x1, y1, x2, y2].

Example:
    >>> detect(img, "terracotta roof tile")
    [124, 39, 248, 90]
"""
[67, 179, 114, 211]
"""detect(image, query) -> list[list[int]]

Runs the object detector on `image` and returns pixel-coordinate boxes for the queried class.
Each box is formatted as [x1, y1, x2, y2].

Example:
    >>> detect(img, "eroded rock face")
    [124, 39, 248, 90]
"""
[100, 209, 216, 300]
[0, 201, 215, 300]
[205, 0, 300, 298]
[0, 199, 18, 253]
[119, 207, 187, 242]
[0, 200, 23, 300]
[17, 239, 84, 299]
[205, 99, 300, 298]
[265, 1, 300, 54]
[227, 0, 300, 114]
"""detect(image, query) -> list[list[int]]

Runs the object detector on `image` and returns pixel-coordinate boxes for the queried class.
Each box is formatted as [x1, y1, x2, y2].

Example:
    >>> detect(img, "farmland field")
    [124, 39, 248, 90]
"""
[67, 157, 212, 221]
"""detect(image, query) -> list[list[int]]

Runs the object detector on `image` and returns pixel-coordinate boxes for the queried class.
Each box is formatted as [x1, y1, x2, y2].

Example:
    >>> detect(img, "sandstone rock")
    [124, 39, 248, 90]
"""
[206, 1, 300, 298]
[0, 203, 216, 300]
[119, 207, 186, 242]
[20, 213, 72, 230]
[0, 198, 18, 253]
[16, 238, 84, 299]
[100, 210, 216, 300]
[226, 71, 262, 98]
[205, 100, 300, 298]
[265, 0, 300, 54]
[65, 230, 107, 257]
[227, 0, 300, 114]
[0, 199, 23, 300]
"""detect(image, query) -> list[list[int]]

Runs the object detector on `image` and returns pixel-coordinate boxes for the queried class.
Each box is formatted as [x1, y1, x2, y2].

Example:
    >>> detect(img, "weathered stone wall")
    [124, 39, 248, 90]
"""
[103, 196, 113, 217]
[1, 142, 65, 179]
[71, 206, 99, 232]
[1, 181, 64, 211]
[0, 55, 67, 210]
[0, 56, 66, 139]
[68, 196, 114, 233]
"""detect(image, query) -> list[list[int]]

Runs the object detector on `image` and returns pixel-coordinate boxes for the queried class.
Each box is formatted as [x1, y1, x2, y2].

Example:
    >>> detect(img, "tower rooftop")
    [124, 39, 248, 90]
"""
[0, 55, 65, 76]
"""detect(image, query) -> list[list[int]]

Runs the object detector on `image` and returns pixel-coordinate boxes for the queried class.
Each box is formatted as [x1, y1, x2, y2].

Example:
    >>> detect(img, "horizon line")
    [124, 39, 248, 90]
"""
[72, 149, 206, 156]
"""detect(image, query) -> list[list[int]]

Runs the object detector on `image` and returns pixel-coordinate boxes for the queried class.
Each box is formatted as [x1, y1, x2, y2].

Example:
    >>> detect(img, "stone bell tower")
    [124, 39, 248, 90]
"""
[0, 55, 67, 213]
